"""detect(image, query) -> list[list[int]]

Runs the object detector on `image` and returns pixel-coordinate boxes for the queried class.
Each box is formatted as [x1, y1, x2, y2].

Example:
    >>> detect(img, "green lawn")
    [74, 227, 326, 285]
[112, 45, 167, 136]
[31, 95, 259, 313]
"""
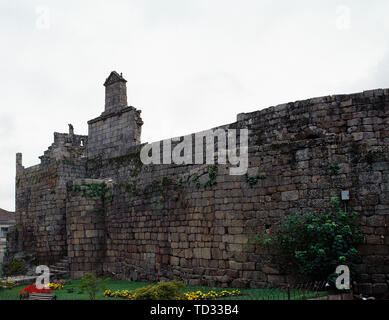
[0, 279, 149, 300]
[0, 278, 328, 300]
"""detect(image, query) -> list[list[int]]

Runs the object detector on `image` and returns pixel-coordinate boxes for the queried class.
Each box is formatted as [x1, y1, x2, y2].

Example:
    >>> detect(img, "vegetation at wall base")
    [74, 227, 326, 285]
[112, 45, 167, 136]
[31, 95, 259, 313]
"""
[256, 197, 364, 282]
[0, 279, 328, 300]
[8, 260, 25, 276]
[130, 280, 185, 300]
[79, 273, 110, 300]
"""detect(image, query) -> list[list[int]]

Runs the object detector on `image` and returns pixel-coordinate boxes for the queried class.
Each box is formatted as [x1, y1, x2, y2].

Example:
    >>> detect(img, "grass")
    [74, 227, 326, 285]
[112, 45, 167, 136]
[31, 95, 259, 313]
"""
[0, 278, 328, 301]
[0, 279, 149, 300]
[186, 286, 328, 300]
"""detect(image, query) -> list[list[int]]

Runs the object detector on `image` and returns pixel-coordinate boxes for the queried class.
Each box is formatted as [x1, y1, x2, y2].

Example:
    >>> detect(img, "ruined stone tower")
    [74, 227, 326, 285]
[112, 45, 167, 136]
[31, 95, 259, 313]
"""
[87, 71, 143, 159]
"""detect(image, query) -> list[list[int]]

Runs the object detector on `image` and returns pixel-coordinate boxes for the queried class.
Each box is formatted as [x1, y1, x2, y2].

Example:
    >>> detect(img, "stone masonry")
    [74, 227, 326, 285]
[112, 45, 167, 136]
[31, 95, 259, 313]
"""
[0, 209, 15, 263]
[87, 71, 143, 159]
[5, 71, 389, 295]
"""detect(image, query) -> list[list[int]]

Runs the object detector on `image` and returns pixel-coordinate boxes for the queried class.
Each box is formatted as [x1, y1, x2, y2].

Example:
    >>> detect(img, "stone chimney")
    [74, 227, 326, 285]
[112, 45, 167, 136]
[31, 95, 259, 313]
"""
[103, 71, 128, 114]
[16, 153, 23, 174]
[87, 71, 143, 159]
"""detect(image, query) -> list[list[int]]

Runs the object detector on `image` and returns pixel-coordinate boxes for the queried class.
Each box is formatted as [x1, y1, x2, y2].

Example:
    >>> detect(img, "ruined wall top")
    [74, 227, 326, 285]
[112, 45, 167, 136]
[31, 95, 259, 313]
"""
[39, 125, 87, 165]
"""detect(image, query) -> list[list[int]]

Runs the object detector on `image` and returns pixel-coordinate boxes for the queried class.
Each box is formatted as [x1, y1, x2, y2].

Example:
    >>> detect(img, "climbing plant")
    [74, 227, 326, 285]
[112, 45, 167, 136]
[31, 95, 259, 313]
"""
[245, 173, 268, 187]
[191, 165, 218, 189]
[73, 182, 113, 216]
[328, 163, 340, 175]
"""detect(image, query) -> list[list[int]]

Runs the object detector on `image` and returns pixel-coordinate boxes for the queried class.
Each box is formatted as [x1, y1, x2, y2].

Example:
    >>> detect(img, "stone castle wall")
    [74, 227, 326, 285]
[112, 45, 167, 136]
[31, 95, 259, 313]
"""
[65, 179, 112, 278]
[8, 73, 389, 296]
[14, 132, 87, 265]
[85, 89, 389, 294]
[15, 162, 65, 265]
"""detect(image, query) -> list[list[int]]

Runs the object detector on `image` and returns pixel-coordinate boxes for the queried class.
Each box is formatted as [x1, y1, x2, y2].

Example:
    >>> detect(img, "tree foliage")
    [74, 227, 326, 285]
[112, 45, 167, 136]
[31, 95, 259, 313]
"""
[258, 197, 364, 281]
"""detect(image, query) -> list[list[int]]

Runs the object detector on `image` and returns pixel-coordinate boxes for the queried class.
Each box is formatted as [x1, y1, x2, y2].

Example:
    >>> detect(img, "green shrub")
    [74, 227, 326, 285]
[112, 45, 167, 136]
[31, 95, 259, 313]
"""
[328, 163, 341, 175]
[134, 280, 186, 300]
[8, 260, 25, 276]
[79, 273, 110, 300]
[257, 197, 363, 281]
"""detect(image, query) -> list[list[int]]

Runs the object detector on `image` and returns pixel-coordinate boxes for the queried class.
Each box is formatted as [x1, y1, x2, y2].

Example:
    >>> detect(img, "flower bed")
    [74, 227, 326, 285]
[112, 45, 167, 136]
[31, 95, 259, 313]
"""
[19, 280, 66, 298]
[104, 289, 136, 300]
[19, 285, 52, 299]
[184, 289, 241, 300]
[103, 288, 241, 300]
[48, 280, 66, 290]
[0, 279, 16, 289]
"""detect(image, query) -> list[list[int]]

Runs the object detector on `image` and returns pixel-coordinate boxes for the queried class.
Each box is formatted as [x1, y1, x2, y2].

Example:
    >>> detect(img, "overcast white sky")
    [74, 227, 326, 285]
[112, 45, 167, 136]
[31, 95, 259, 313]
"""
[1, 0, 389, 211]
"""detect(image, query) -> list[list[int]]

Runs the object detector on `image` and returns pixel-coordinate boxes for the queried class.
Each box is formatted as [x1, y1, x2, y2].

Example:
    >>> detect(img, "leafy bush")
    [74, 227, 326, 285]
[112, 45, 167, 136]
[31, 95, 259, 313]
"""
[8, 259, 25, 276]
[133, 280, 185, 300]
[79, 273, 110, 300]
[258, 197, 363, 281]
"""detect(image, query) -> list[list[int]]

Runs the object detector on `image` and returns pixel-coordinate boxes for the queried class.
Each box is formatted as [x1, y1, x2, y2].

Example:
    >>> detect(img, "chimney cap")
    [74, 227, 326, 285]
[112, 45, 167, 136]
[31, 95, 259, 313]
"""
[104, 71, 127, 87]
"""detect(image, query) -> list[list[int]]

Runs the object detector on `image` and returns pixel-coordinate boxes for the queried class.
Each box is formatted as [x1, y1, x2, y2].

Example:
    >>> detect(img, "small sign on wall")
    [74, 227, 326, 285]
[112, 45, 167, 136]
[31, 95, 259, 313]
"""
[341, 190, 350, 201]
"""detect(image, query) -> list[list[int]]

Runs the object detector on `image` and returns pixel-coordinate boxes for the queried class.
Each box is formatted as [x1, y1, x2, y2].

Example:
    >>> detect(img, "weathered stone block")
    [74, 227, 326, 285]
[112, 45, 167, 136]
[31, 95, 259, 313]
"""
[85, 230, 98, 238]
[281, 190, 299, 201]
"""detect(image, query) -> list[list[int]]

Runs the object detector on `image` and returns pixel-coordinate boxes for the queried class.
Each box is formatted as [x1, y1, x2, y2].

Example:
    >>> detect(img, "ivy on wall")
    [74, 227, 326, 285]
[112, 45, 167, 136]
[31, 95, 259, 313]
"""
[73, 182, 113, 216]
[245, 173, 268, 187]
[191, 165, 218, 189]
[328, 163, 340, 176]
